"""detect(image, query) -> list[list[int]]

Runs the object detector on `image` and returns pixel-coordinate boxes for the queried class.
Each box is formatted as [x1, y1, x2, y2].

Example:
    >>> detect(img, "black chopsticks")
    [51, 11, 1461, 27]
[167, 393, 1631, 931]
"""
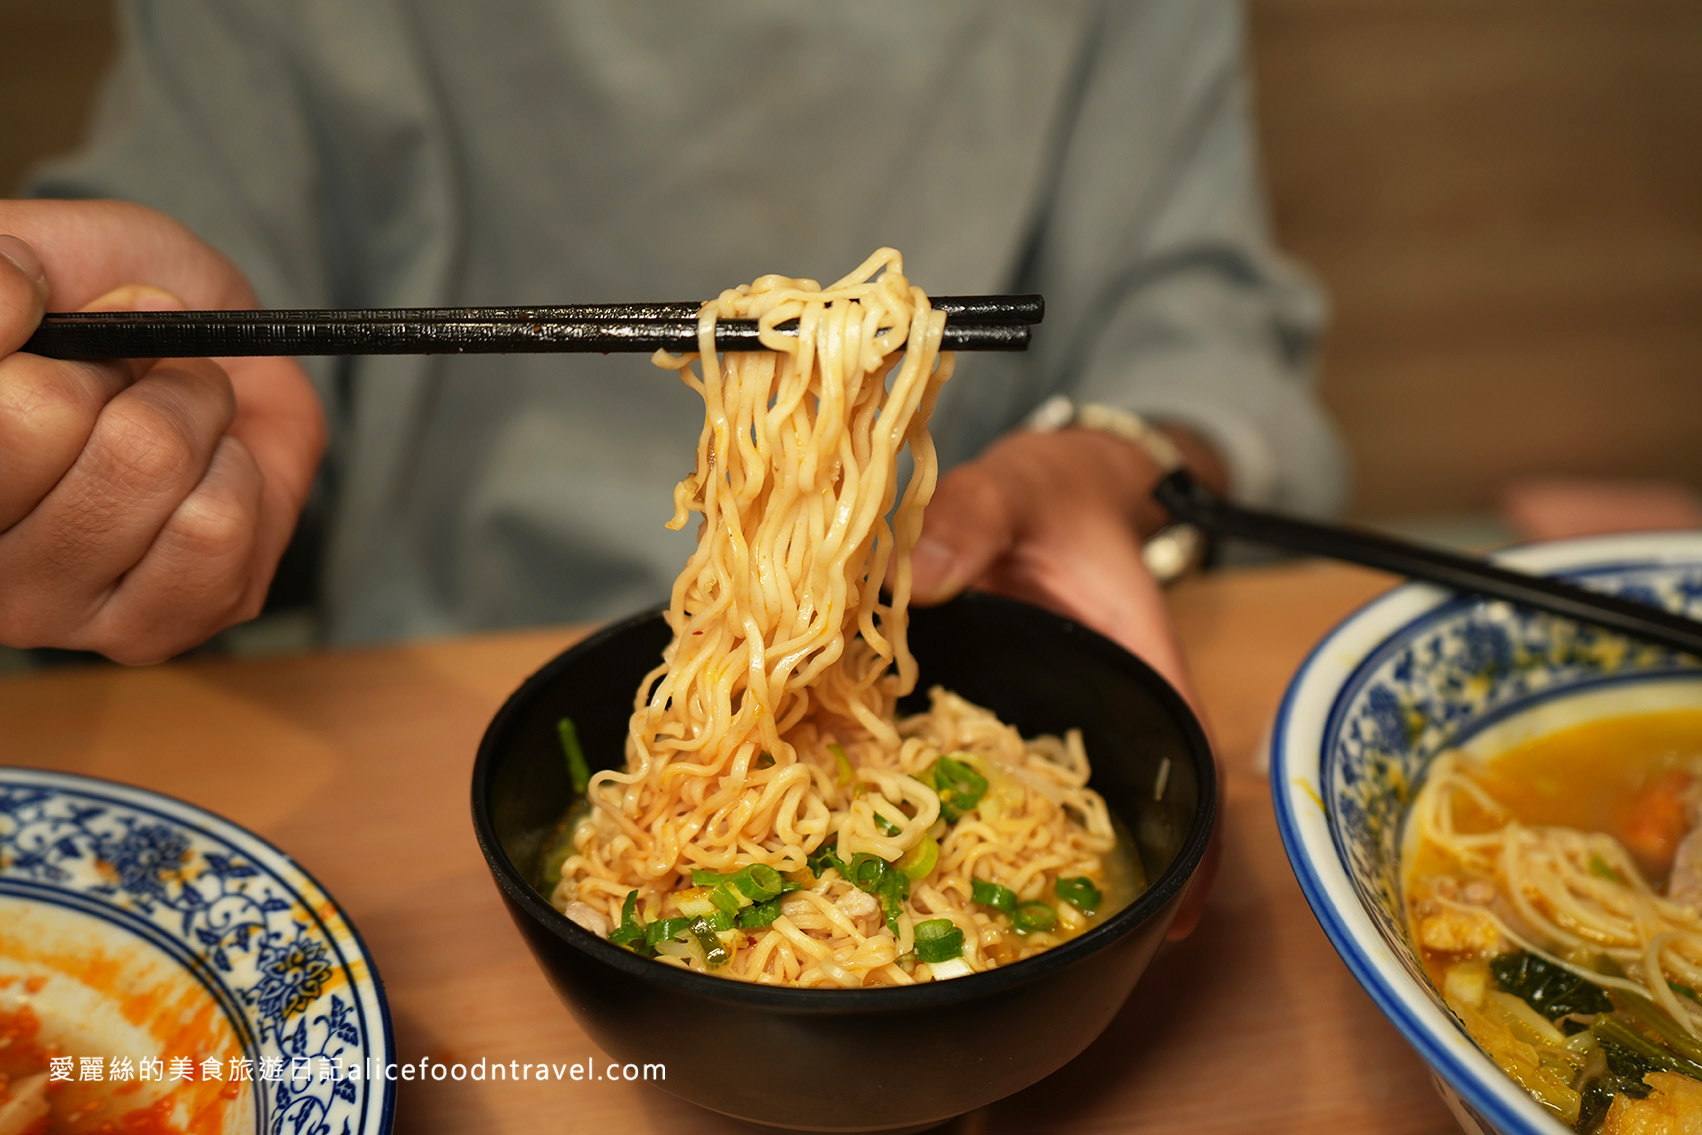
[1154, 468, 1702, 659]
[22, 294, 1043, 359]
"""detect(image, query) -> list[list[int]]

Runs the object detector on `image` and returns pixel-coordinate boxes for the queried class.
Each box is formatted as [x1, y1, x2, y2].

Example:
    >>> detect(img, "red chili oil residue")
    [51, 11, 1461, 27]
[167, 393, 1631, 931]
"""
[0, 1004, 197, 1135]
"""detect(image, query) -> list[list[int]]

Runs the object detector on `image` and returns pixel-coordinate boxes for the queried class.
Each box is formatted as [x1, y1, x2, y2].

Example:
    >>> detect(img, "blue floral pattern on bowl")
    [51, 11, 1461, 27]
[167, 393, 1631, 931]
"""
[0, 768, 396, 1135]
[1271, 533, 1702, 1135]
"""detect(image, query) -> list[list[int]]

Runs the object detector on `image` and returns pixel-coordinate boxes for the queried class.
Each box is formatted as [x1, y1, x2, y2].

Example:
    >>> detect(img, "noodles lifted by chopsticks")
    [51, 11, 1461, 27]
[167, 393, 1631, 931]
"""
[552, 249, 1126, 986]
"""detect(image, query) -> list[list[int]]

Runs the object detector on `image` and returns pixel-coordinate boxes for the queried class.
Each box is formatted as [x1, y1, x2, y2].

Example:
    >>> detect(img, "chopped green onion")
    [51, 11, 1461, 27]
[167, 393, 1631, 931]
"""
[808, 847, 849, 878]
[848, 853, 888, 890]
[971, 878, 1017, 915]
[690, 863, 785, 906]
[914, 918, 965, 963]
[830, 743, 854, 788]
[756, 752, 775, 769]
[1673, 981, 1702, 1003]
[675, 887, 718, 918]
[1055, 876, 1102, 914]
[931, 754, 988, 822]
[1013, 901, 1058, 934]
[607, 890, 648, 952]
[710, 883, 744, 916]
[738, 899, 783, 928]
[846, 852, 910, 934]
[557, 716, 591, 795]
[874, 813, 902, 837]
[896, 837, 939, 881]
[703, 909, 734, 932]
[1588, 854, 1625, 883]
[644, 916, 692, 949]
[688, 917, 730, 967]
[735, 864, 784, 901]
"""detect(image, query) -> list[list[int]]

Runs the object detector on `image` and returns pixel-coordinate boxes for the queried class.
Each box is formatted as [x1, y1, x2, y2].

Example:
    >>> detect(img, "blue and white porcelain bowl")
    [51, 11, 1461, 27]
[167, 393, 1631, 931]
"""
[0, 768, 395, 1135]
[1271, 532, 1702, 1135]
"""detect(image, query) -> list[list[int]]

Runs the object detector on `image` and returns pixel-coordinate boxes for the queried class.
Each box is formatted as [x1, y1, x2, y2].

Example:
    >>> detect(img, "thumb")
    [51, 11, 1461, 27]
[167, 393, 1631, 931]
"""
[908, 462, 1020, 604]
[0, 234, 48, 356]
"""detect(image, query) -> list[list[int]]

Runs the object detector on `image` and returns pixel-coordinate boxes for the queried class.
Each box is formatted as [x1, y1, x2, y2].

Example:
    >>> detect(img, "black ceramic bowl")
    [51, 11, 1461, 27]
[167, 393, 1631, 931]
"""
[471, 592, 1216, 1132]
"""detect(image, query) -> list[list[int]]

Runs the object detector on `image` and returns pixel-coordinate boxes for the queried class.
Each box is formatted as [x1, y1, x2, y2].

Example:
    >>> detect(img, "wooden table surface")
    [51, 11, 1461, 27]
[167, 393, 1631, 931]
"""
[0, 562, 1462, 1135]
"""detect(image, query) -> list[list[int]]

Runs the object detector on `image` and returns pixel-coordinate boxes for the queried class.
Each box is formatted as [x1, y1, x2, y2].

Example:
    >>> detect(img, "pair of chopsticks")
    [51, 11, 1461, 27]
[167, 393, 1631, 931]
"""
[1155, 469, 1702, 659]
[22, 294, 1044, 359]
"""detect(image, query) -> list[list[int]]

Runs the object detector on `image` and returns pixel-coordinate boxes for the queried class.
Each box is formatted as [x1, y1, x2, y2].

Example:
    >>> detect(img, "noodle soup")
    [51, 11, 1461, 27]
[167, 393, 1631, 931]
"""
[536, 688, 1147, 986]
[1404, 709, 1702, 1133]
[535, 251, 1144, 987]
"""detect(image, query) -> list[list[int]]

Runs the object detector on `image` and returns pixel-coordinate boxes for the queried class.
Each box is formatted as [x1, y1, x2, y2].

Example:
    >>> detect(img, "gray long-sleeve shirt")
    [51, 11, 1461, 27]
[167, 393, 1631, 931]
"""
[29, 0, 1345, 644]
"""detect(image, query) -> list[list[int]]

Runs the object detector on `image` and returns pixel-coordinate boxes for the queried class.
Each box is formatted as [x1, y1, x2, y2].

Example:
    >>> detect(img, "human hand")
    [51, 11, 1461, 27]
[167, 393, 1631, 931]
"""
[907, 424, 1224, 938]
[1500, 476, 1702, 543]
[0, 200, 325, 664]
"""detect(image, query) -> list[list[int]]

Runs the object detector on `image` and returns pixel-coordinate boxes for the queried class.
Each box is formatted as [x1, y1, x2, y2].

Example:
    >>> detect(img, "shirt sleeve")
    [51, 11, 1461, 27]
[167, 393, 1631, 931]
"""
[24, 1, 334, 311]
[1020, 0, 1347, 516]
[21, 0, 459, 401]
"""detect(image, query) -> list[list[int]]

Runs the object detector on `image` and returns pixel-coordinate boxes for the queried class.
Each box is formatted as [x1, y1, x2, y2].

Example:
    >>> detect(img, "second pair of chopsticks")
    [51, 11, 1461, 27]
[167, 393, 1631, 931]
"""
[22, 294, 1044, 359]
[1155, 468, 1702, 659]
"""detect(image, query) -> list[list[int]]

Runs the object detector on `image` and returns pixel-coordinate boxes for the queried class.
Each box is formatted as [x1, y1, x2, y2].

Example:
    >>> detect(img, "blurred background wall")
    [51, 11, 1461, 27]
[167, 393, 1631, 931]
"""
[5, 0, 1700, 537]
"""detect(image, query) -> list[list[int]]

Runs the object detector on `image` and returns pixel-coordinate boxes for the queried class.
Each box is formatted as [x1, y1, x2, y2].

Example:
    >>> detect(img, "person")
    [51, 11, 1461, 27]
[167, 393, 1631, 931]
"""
[0, 2, 1342, 687]
[0, 1, 1343, 675]
[1, 0, 1350, 940]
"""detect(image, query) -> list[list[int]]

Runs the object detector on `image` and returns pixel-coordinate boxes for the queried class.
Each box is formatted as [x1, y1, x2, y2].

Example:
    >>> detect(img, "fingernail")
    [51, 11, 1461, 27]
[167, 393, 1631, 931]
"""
[83, 284, 186, 314]
[910, 536, 960, 602]
[0, 234, 47, 301]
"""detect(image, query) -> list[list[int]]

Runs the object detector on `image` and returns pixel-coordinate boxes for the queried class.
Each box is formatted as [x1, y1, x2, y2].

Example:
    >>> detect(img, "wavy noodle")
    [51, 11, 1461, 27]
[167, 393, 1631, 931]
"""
[1408, 751, 1702, 1037]
[551, 250, 1126, 986]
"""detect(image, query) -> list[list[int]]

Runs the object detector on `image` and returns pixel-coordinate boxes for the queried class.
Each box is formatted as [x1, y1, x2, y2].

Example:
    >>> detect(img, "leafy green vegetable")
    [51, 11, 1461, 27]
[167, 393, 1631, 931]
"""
[1490, 952, 1612, 1019]
[971, 878, 1017, 915]
[1593, 1014, 1702, 1080]
[1612, 986, 1702, 1068]
[1013, 901, 1057, 934]
[931, 754, 988, 822]
[914, 919, 965, 963]
[557, 716, 591, 795]
[1055, 876, 1102, 914]
[1576, 1076, 1648, 1134]
[1596, 1027, 1665, 1086]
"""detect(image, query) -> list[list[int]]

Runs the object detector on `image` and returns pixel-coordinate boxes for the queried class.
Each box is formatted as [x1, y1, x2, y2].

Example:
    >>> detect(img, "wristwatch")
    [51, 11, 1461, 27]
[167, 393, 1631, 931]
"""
[1024, 394, 1208, 585]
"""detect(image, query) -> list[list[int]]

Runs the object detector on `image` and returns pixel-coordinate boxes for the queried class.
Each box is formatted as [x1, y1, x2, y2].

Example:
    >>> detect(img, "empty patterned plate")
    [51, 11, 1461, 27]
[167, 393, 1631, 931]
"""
[0, 767, 395, 1135]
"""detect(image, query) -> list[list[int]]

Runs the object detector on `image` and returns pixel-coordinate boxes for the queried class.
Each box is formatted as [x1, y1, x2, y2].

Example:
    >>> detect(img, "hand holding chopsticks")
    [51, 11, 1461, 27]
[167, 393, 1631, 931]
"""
[23, 294, 1044, 359]
[1154, 468, 1702, 658]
